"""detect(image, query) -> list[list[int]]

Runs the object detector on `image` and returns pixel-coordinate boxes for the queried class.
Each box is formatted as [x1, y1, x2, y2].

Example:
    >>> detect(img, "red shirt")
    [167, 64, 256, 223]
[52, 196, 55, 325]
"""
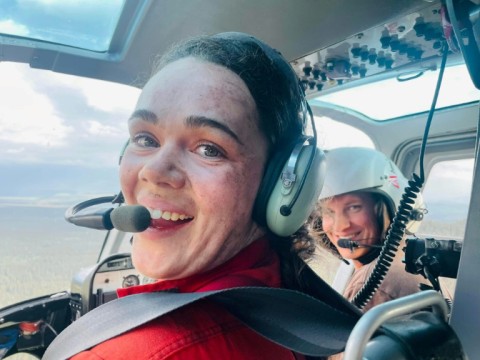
[70, 238, 305, 360]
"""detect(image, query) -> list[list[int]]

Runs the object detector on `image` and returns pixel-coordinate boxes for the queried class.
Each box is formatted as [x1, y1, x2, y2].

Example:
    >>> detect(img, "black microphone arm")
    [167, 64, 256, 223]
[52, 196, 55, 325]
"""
[65, 196, 116, 230]
[65, 197, 151, 233]
[337, 238, 383, 251]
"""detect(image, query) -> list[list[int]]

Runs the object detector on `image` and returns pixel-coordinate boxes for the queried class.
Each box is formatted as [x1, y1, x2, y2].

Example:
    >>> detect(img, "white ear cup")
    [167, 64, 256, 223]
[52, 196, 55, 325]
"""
[266, 145, 326, 236]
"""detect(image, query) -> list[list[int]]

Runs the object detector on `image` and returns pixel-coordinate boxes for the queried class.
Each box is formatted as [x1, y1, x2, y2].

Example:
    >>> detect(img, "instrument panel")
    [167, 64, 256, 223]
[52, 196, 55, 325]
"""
[70, 253, 155, 318]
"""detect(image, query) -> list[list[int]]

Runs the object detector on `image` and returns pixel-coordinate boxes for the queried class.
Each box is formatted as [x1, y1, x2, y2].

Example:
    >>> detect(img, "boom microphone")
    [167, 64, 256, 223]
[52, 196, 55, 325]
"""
[111, 205, 151, 233]
[66, 204, 151, 233]
[337, 238, 383, 251]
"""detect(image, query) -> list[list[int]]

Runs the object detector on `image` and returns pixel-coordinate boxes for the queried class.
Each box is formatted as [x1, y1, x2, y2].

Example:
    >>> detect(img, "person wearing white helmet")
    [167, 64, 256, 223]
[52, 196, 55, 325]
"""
[310, 146, 428, 312]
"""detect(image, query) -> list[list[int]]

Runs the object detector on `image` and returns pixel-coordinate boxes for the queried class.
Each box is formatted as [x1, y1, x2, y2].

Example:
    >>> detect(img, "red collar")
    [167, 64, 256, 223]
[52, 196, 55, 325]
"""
[117, 237, 281, 297]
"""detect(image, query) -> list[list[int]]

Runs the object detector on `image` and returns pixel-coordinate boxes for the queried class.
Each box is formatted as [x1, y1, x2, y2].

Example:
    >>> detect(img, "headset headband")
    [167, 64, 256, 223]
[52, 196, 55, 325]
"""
[211, 32, 312, 136]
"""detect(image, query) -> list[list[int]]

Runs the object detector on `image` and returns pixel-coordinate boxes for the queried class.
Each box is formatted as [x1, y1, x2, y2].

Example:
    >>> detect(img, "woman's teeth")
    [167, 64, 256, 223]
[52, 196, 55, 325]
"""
[149, 208, 192, 221]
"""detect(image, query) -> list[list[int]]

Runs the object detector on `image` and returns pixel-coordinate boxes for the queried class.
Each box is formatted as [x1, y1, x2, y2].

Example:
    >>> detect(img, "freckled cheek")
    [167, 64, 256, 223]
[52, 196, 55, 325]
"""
[119, 158, 141, 203]
[241, 164, 265, 202]
[206, 166, 262, 219]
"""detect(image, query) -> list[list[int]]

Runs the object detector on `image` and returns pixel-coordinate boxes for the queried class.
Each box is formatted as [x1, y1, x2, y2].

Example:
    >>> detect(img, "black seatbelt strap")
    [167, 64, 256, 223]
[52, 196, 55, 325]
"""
[43, 286, 360, 360]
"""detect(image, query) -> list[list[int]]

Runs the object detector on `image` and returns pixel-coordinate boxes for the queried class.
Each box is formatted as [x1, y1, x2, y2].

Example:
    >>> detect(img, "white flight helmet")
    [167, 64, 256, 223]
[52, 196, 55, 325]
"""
[319, 147, 425, 233]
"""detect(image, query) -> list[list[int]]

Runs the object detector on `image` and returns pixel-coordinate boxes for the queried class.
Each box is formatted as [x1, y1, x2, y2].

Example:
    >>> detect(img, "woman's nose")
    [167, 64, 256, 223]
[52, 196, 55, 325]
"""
[333, 212, 350, 232]
[138, 144, 186, 189]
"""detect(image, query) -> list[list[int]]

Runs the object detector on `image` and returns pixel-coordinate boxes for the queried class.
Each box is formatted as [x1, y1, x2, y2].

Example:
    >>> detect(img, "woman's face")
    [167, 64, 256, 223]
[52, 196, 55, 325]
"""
[120, 57, 269, 280]
[321, 192, 381, 267]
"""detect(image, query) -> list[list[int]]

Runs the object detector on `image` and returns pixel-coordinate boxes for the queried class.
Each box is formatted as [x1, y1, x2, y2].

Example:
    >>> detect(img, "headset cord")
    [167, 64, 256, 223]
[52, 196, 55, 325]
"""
[419, 41, 449, 183]
[352, 41, 449, 310]
[352, 175, 423, 308]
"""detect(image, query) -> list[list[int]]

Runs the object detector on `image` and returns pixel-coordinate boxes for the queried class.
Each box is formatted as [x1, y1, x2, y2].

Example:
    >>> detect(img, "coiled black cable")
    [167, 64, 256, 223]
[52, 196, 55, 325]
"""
[352, 174, 423, 308]
[352, 41, 449, 310]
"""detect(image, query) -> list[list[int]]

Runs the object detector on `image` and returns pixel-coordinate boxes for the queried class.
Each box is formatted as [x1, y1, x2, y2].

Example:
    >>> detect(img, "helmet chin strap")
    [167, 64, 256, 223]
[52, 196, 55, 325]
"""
[339, 247, 381, 266]
[357, 247, 382, 266]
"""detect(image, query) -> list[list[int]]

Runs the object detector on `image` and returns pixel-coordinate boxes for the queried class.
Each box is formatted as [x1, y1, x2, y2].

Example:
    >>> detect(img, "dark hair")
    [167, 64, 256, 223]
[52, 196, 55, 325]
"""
[150, 33, 316, 291]
[151, 33, 305, 153]
[310, 192, 392, 260]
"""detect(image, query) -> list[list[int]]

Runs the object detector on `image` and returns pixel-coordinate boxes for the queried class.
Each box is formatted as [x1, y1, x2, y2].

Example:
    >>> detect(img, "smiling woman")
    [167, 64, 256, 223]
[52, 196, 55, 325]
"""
[0, 62, 140, 307]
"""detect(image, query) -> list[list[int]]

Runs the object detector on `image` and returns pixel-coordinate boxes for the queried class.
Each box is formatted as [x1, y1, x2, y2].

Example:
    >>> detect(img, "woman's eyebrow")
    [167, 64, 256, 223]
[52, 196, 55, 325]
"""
[128, 109, 158, 123]
[185, 115, 243, 145]
[128, 111, 244, 145]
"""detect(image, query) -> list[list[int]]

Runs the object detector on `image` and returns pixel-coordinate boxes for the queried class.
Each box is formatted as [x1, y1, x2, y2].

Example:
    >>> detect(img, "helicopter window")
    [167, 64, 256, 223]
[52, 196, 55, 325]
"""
[417, 158, 474, 297]
[0, 62, 140, 308]
[312, 64, 479, 121]
[0, 1, 125, 52]
[419, 158, 474, 239]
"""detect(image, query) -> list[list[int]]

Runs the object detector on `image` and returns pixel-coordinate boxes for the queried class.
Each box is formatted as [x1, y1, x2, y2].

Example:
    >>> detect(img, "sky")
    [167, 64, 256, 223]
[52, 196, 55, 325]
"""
[0, 0, 124, 51]
[0, 62, 140, 206]
[0, 62, 138, 163]
[316, 64, 479, 120]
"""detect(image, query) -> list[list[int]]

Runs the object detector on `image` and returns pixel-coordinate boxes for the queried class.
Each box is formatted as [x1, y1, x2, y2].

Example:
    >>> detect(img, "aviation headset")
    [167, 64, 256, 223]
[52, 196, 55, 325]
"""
[119, 32, 326, 237]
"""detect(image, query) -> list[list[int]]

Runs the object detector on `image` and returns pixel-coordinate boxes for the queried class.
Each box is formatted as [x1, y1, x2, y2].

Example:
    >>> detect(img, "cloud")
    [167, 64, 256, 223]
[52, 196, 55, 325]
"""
[21, 0, 79, 4]
[0, 193, 110, 208]
[36, 69, 139, 114]
[0, 63, 73, 147]
[0, 62, 139, 167]
[76, 79, 139, 114]
[87, 120, 125, 136]
[0, 195, 71, 208]
[431, 159, 473, 180]
[0, 19, 29, 36]
[3, 0, 127, 51]
[6, 147, 26, 154]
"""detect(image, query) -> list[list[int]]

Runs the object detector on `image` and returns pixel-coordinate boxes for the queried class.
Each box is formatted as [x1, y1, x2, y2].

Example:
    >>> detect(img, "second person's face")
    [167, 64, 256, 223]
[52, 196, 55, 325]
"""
[321, 192, 381, 267]
[120, 57, 269, 280]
